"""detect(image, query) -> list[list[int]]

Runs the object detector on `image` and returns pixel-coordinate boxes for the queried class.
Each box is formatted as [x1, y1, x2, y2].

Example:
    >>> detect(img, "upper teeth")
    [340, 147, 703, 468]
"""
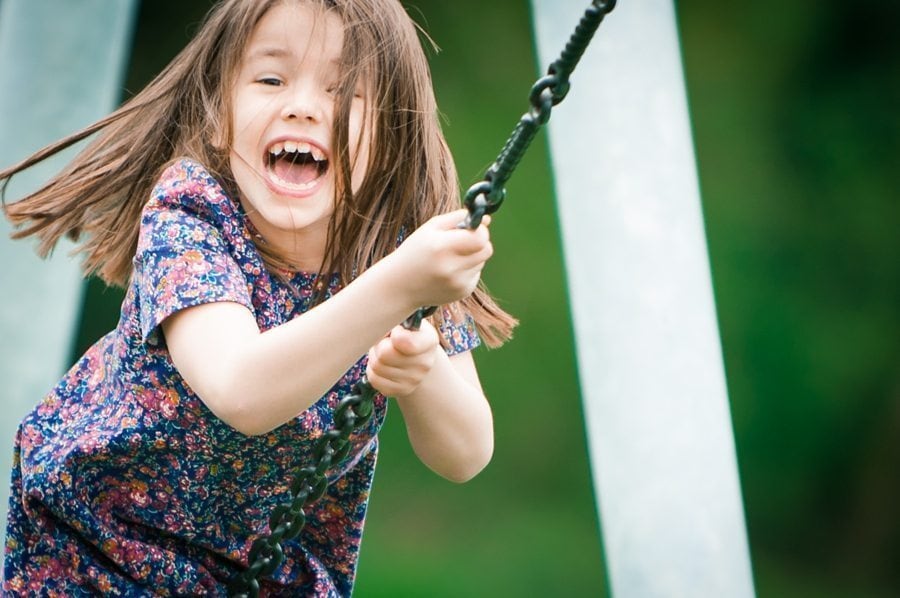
[269, 141, 325, 161]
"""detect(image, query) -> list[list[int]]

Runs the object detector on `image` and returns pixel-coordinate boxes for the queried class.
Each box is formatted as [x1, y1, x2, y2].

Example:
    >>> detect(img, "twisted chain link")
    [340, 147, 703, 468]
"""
[228, 1, 615, 594]
[228, 384, 377, 596]
[460, 0, 617, 229]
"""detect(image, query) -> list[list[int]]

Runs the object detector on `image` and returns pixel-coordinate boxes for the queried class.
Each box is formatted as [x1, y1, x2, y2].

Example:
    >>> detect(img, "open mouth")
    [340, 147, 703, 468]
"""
[265, 140, 329, 191]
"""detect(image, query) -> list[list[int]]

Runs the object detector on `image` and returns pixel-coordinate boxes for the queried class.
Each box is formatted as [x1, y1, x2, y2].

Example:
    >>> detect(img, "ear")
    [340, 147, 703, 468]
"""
[207, 97, 231, 150]
[210, 120, 229, 151]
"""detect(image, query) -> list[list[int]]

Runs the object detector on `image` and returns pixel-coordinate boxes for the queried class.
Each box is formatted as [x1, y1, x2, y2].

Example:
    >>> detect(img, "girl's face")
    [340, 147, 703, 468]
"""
[229, 2, 370, 270]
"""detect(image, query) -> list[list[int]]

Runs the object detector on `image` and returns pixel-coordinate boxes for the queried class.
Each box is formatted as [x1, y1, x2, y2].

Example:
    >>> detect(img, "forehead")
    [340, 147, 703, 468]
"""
[244, 2, 345, 65]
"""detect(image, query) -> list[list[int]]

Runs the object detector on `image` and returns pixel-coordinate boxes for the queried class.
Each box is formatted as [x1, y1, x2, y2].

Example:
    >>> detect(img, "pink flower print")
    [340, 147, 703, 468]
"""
[21, 423, 46, 449]
[163, 512, 177, 529]
[191, 227, 207, 243]
[135, 386, 159, 411]
[181, 249, 205, 266]
[102, 538, 122, 561]
[87, 356, 106, 387]
[130, 481, 151, 508]
[159, 259, 188, 288]
[159, 388, 180, 420]
[36, 395, 61, 417]
[5, 575, 25, 592]
[95, 573, 114, 593]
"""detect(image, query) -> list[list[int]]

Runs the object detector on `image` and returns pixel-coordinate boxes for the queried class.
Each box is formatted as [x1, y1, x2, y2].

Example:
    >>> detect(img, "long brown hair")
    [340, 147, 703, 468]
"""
[0, 0, 516, 346]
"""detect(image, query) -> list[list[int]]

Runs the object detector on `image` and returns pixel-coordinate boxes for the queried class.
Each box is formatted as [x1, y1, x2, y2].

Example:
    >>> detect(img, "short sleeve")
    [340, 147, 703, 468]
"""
[135, 200, 253, 345]
[439, 308, 481, 356]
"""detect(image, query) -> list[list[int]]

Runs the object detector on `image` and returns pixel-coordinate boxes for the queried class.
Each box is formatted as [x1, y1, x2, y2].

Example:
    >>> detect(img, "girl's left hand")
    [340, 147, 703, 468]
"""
[366, 321, 440, 399]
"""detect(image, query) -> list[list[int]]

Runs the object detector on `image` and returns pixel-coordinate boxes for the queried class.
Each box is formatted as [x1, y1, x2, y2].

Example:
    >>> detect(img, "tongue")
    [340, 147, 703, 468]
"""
[273, 158, 319, 186]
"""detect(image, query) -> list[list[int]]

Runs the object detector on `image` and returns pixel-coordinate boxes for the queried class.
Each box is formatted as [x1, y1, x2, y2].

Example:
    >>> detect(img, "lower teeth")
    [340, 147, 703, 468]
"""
[268, 168, 320, 191]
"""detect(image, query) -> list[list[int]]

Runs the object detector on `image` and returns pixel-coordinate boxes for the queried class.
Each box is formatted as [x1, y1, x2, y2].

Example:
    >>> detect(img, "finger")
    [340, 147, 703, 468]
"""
[368, 336, 399, 366]
[430, 209, 471, 230]
[364, 367, 403, 397]
[390, 322, 438, 356]
[443, 224, 492, 258]
[453, 237, 494, 270]
[367, 361, 411, 384]
[370, 336, 425, 369]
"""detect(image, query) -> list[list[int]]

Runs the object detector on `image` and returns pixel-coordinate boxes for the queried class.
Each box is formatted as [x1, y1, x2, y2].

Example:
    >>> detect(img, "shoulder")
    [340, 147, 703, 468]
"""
[148, 158, 234, 215]
[138, 159, 245, 253]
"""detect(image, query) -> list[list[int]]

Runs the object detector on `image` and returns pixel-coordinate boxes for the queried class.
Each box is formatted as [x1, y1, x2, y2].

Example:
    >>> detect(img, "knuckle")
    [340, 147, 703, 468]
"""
[366, 358, 383, 377]
[394, 337, 416, 355]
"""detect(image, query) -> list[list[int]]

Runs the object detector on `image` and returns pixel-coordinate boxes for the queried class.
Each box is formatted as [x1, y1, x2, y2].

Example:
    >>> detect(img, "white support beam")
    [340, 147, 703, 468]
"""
[530, 1, 755, 596]
[0, 0, 138, 550]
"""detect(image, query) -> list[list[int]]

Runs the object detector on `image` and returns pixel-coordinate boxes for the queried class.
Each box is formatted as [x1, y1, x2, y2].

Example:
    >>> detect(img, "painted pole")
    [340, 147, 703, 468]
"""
[529, 1, 756, 596]
[0, 0, 138, 549]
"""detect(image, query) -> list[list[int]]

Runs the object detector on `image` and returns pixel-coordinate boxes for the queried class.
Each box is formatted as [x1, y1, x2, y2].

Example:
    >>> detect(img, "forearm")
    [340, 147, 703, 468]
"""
[166, 256, 418, 435]
[393, 351, 494, 483]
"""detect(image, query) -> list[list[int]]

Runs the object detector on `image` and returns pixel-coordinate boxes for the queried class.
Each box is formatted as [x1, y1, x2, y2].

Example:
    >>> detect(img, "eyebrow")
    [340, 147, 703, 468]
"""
[246, 46, 342, 69]
[246, 46, 292, 61]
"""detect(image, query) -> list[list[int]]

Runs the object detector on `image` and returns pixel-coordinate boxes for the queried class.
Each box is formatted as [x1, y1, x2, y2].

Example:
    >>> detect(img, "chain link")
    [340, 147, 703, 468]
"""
[462, 0, 616, 229]
[228, 1, 615, 594]
[228, 385, 376, 597]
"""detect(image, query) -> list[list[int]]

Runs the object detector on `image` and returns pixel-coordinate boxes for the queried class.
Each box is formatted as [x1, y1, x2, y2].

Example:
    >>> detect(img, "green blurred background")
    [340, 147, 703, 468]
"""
[70, 1, 899, 596]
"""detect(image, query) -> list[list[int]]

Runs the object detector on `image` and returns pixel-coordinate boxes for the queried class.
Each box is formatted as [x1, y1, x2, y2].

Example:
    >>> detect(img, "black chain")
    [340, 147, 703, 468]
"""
[228, 1, 615, 595]
[227, 384, 377, 596]
[407, 0, 616, 329]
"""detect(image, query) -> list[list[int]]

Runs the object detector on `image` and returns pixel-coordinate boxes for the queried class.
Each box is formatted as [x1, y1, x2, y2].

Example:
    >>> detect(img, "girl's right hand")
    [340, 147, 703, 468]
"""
[391, 209, 493, 307]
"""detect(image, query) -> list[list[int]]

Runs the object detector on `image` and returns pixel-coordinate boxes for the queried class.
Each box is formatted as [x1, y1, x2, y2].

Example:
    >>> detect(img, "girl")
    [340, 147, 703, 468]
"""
[1, 0, 515, 595]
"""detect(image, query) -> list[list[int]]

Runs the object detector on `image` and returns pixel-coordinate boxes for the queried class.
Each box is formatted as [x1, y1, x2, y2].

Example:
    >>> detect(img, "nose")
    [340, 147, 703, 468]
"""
[280, 83, 325, 123]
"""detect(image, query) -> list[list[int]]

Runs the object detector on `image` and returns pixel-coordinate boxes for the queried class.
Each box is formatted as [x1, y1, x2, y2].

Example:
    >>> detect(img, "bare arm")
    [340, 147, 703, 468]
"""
[366, 323, 493, 482]
[161, 210, 492, 436]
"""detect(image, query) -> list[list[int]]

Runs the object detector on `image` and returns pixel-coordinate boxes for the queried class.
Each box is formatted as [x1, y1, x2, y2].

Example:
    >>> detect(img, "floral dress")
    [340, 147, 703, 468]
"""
[2, 159, 479, 596]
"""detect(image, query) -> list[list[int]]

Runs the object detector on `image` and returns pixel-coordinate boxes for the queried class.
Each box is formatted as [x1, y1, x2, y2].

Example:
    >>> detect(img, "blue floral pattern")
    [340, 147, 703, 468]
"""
[3, 159, 480, 596]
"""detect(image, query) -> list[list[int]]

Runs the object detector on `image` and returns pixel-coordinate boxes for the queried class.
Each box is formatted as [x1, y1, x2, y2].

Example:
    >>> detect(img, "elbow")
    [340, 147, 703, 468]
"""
[196, 379, 276, 437]
[443, 438, 494, 484]
[208, 399, 273, 437]
[224, 412, 276, 437]
[434, 409, 495, 483]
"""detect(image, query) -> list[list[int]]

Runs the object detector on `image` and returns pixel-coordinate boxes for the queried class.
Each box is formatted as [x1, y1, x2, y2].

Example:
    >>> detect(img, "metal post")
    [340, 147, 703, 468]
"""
[529, 1, 756, 596]
[0, 0, 138, 550]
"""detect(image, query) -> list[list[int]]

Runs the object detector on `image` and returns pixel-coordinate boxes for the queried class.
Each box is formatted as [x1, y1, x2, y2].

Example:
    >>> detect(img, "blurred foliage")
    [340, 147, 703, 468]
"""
[69, 0, 898, 596]
[680, 0, 899, 595]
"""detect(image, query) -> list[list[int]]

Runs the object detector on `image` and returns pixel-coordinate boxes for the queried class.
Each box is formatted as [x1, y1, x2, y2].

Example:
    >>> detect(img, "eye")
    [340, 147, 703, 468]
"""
[257, 76, 283, 87]
[353, 79, 369, 100]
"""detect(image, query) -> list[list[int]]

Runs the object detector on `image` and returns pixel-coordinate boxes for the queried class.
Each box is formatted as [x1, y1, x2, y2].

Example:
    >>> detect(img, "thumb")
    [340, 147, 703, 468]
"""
[391, 321, 437, 355]
[428, 209, 469, 230]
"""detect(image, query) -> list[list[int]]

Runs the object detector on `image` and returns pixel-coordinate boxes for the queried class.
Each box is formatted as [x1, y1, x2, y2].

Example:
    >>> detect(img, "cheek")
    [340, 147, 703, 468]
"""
[231, 92, 271, 147]
[349, 131, 372, 193]
[230, 90, 247, 129]
[349, 111, 373, 176]
[347, 97, 372, 149]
